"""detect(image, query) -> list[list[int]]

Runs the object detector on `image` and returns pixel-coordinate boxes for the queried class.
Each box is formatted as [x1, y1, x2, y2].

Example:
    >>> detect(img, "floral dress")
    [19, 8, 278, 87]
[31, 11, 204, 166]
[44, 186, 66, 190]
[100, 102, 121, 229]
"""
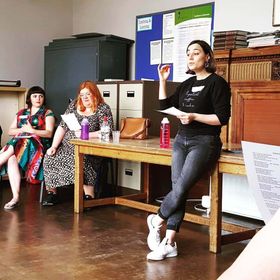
[43, 101, 113, 189]
[0, 106, 54, 183]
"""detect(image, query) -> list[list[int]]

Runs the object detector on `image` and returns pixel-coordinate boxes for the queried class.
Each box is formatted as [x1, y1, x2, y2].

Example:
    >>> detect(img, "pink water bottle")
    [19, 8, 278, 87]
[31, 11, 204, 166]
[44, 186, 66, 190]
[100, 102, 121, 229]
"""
[80, 118, 89, 140]
[160, 117, 170, 148]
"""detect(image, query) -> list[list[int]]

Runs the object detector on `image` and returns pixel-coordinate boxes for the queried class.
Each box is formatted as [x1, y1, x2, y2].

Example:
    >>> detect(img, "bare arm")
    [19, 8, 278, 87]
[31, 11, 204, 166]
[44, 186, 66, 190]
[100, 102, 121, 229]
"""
[8, 116, 22, 136]
[177, 113, 221, 126]
[8, 110, 55, 138]
[46, 126, 66, 156]
[158, 64, 170, 100]
[23, 116, 55, 138]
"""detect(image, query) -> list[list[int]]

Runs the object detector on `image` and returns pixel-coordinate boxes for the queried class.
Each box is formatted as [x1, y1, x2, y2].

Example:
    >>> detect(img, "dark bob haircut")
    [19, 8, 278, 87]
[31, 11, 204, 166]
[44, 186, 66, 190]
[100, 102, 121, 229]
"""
[186, 40, 216, 74]
[26, 86, 46, 108]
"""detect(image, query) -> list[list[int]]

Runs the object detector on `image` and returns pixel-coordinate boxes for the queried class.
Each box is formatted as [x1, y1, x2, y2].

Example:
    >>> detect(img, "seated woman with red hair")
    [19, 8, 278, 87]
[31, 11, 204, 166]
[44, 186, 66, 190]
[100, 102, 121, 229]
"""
[42, 80, 113, 206]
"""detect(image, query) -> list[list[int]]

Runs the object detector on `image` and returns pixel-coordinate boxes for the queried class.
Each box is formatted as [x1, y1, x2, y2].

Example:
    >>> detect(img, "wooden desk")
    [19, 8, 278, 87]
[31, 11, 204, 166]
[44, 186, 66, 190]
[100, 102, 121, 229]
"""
[71, 138, 260, 253]
[210, 152, 260, 253]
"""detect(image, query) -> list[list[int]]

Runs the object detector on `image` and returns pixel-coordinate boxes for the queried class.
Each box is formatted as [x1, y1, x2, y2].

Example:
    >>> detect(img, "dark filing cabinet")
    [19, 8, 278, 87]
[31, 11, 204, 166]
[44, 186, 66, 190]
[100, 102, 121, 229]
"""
[44, 34, 134, 118]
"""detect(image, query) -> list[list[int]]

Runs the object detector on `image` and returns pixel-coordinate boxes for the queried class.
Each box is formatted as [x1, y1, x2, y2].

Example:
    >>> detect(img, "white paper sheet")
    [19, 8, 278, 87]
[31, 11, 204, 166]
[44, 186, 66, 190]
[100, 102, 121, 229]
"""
[173, 17, 212, 82]
[242, 141, 280, 224]
[157, 106, 186, 117]
[162, 12, 175, 39]
[150, 40, 162, 65]
[61, 113, 81, 131]
[162, 38, 174, 64]
[15, 135, 32, 139]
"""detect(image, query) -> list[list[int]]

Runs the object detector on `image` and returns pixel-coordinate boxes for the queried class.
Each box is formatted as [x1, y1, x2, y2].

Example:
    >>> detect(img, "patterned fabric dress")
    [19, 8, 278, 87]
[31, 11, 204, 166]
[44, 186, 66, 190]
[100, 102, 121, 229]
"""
[43, 101, 113, 189]
[0, 106, 54, 183]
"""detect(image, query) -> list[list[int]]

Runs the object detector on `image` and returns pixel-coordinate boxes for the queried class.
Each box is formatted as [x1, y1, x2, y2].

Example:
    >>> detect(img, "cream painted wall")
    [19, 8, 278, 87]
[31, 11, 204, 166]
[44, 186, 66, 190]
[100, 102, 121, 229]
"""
[214, 0, 276, 32]
[0, 0, 276, 87]
[0, 0, 73, 88]
[73, 0, 278, 79]
[73, 0, 209, 39]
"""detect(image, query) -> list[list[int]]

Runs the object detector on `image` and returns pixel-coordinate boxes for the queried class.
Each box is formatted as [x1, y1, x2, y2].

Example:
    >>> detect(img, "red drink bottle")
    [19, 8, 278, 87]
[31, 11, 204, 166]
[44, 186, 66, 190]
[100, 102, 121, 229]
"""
[160, 117, 170, 148]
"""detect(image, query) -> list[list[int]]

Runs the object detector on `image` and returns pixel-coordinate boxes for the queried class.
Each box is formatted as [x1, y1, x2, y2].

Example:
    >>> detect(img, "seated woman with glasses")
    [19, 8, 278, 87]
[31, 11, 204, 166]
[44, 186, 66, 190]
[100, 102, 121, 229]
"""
[0, 86, 55, 210]
[42, 80, 113, 206]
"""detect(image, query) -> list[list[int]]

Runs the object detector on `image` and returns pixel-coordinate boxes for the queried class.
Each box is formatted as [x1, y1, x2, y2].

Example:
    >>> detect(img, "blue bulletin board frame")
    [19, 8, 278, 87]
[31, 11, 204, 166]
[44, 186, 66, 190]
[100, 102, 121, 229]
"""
[135, 3, 215, 81]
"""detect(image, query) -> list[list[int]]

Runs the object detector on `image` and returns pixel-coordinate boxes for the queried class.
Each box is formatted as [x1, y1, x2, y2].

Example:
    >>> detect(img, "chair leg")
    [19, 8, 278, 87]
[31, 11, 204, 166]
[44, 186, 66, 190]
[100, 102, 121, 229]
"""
[39, 180, 45, 203]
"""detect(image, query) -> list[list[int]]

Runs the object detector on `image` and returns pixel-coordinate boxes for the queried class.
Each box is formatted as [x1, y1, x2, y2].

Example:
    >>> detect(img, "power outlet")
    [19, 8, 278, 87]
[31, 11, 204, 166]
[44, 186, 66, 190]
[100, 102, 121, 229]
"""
[202, 195, 210, 209]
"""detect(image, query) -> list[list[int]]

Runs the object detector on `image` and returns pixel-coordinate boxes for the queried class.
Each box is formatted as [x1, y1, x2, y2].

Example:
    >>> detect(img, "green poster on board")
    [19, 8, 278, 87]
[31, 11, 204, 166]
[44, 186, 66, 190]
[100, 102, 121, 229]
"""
[175, 5, 213, 24]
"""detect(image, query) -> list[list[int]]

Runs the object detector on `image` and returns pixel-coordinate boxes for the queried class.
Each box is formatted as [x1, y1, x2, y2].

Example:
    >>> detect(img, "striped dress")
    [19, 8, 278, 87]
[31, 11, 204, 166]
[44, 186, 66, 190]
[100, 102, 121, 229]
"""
[0, 106, 54, 184]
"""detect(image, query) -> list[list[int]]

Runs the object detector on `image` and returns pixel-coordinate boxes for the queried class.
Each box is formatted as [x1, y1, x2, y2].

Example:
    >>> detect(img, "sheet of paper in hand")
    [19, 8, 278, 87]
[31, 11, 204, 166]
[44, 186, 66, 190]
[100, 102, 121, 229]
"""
[61, 113, 81, 131]
[157, 107, 187, 117]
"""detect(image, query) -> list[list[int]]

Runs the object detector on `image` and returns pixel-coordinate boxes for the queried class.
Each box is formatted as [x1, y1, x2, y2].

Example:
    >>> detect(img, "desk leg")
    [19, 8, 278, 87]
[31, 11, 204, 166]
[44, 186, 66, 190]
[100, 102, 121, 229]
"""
[143, 163, 150, 203]
[74, 146, 84, 213]
[209, 164, 222, 253]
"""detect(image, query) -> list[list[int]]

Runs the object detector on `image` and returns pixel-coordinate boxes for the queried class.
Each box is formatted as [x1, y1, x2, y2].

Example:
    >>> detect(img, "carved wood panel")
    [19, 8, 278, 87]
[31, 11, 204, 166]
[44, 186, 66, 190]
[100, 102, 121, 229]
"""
[215, 45, 280, 81]
[230, 81, 280, 145]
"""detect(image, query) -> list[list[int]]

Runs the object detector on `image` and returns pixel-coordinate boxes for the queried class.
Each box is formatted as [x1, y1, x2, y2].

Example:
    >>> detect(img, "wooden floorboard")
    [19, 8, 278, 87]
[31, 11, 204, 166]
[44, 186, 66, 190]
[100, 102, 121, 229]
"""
[0, 180, 253, 280]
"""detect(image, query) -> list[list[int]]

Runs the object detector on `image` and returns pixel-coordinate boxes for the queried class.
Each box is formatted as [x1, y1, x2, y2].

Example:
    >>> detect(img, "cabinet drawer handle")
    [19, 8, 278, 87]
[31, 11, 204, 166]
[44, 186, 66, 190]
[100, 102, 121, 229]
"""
[127, 91, 135, 97]
[125, 168, 133, 176]
[103, 91, 110, 97]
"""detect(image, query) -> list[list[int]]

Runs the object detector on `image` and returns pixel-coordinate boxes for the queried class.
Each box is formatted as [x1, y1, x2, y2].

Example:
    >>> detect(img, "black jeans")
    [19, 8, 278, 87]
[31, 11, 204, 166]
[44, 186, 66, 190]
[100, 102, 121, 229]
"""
[158, 134, 222, 232]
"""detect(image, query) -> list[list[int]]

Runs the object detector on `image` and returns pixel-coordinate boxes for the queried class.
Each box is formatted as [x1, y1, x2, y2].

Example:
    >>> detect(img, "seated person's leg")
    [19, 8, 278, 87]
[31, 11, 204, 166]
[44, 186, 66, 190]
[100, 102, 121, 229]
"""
[0, 145, 15, 168]
[83, 184, 94, 200]
[4, 155, 21, 210]
[42, 186, 58, 206]
[42, 154, 59, 206]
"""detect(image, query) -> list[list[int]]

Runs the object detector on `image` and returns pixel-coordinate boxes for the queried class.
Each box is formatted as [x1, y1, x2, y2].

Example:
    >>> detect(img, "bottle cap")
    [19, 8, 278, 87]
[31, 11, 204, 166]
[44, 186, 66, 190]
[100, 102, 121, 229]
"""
[81, 118, 89, 125]
[162, 117, 169, 123]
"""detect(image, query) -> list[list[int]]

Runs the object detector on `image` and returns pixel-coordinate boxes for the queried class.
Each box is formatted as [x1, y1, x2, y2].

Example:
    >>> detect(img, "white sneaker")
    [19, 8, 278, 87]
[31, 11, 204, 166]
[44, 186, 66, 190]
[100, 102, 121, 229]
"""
[147, 214, 161, 251]
[147, 237, 178, 261]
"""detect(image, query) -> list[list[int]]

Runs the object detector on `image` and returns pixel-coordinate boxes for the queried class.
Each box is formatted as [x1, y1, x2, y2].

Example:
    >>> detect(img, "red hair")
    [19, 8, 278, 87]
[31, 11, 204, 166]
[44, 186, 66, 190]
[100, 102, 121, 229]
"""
[76, 80, 104, 112]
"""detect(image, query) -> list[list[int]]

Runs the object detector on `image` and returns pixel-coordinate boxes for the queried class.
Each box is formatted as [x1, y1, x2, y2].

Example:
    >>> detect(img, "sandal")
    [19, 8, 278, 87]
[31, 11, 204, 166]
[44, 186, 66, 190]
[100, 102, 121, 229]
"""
[4, 200, 19, 210]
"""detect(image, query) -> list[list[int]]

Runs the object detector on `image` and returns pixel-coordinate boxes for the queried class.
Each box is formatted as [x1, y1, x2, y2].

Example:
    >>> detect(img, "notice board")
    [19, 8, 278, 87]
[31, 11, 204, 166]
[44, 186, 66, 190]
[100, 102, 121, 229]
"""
[135, 3, 215, 82]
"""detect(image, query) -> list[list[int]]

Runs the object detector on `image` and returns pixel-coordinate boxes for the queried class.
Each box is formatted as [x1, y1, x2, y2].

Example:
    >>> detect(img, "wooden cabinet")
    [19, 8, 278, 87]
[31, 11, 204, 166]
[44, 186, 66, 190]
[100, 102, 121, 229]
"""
[215, 45, 280, 82]
[230, 81, 280, 145]
[0, 87, 26, 145]
[215, 46, 280, 145]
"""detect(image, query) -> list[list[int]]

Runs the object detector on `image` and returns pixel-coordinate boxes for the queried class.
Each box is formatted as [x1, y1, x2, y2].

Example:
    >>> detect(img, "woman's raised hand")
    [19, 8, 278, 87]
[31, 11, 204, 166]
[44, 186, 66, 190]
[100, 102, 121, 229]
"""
[158, 64, 170, 81]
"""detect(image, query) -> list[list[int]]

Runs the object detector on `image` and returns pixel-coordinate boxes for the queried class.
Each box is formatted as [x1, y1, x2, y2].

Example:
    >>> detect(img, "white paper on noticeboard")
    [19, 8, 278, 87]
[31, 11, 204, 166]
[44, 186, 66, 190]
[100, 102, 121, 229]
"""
[150, 40, 162, 65]
[61, 113, 81, 131]
[241, 141, 280, 224]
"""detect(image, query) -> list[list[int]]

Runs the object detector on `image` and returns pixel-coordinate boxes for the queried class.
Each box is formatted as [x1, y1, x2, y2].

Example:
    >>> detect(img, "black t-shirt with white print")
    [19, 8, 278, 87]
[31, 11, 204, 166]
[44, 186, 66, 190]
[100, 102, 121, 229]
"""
[159, 73, 231, 137]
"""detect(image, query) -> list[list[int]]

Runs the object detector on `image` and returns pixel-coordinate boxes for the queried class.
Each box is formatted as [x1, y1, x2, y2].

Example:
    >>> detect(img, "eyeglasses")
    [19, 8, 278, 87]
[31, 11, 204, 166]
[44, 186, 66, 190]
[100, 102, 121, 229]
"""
[79, 92, 92, 98]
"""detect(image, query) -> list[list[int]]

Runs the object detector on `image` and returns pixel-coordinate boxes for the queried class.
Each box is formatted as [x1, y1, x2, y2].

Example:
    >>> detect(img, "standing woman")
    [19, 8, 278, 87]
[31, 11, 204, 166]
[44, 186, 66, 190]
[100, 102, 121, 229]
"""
[146, 40, 231, 260]
[42, 80, 113, 206]
[0, 86, 55, 209]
